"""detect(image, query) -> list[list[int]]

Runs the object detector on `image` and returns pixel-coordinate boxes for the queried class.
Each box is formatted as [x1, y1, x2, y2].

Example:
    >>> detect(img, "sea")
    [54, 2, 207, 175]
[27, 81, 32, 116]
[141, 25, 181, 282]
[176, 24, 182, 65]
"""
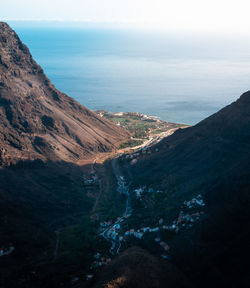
[9, 21, 250, 125]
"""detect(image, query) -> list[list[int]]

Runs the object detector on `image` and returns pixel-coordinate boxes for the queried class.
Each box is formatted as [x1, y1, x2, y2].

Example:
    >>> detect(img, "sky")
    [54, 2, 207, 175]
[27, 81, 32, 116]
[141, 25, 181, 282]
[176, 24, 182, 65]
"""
[1, 0, 250, 33]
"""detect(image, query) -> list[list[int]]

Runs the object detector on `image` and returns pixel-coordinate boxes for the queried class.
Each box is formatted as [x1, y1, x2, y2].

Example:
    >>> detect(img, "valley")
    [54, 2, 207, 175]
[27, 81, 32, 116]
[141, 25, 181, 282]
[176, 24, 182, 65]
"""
[1, 22, 250, 288]
[52, 127, 200, 287]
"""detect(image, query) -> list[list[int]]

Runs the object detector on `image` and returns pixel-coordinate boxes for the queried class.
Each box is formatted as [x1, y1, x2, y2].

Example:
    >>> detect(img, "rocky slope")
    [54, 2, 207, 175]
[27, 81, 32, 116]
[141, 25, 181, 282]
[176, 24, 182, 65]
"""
[127, 91, 250, 287]
[132, 91, 250, 195]
[0, 22, 129, 166]
[0, 22, 129, 288]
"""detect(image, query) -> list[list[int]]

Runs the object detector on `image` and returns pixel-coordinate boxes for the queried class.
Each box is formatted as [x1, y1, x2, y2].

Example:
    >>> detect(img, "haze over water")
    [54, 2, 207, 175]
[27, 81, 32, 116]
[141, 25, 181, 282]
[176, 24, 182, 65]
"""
[11, 22, 250, 124]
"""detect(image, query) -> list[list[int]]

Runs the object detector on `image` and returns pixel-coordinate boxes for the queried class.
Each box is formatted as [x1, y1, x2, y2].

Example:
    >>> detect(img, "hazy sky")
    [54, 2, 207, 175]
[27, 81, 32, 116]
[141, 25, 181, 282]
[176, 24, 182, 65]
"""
[1, 0, 250, 33]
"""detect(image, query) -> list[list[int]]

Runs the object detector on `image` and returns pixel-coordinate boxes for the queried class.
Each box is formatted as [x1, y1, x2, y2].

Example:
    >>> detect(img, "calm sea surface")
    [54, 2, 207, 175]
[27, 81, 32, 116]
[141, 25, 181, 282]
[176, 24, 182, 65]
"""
[10, 22, 250, 124]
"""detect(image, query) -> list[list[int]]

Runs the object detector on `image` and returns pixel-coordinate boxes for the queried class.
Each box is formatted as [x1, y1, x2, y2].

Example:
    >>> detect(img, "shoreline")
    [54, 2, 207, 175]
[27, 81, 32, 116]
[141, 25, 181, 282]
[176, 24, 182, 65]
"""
[78, 110, 189, 173]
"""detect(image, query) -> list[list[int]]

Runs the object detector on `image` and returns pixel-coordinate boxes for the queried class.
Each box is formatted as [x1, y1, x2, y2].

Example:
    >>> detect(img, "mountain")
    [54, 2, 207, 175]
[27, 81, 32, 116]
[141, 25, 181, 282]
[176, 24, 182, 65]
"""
[0, 22, 130, 288]
[77, 92, 249, 288]
[125, 91, 250, 287]
[93, 247, 191, 288]
[1, 21, 250, 288]
[131, 91, 250, 191]
[0, 22, 129, 166]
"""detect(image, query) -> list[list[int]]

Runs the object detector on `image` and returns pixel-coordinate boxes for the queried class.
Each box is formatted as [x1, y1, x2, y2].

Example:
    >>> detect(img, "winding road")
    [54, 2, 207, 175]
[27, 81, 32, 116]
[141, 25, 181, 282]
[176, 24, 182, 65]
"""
[98, 128, 182, 255]
[99, 156, 132, 255]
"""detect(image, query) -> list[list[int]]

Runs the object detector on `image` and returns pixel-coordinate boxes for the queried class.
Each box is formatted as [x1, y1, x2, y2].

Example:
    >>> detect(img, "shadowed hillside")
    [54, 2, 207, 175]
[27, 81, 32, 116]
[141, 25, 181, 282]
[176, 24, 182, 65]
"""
[127, 91, 250, 287]
[0, 22, 129, 288]
[132, 91, 250, 195]
[93, 247, 191, 288]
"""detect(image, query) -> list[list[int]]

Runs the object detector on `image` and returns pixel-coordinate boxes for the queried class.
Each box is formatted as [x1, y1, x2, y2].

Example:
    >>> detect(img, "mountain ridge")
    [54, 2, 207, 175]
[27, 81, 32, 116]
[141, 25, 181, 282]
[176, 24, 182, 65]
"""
[0, 22, 129, 288]
[123, 90, 250, 288]
[0, 21, 129, 166]
[93, 91, 250, 288]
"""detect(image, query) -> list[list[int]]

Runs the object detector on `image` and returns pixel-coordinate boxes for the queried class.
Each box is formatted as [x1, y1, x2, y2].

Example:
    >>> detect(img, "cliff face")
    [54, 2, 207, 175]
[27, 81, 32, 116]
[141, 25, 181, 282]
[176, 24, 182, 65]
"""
[0, 22, 129, 166]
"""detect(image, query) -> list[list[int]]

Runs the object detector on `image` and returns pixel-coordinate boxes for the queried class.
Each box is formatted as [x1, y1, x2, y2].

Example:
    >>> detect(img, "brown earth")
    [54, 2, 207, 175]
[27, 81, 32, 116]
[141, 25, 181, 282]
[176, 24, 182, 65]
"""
[93, 247, 191, 288]
[0, 22, 129, 167]
[0, 22, 130, 288]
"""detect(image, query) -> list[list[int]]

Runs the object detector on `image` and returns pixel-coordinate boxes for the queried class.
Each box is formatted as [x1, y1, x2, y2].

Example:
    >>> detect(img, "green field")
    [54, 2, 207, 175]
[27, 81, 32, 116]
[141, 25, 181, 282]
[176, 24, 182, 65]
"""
[95, 111, 185, 139]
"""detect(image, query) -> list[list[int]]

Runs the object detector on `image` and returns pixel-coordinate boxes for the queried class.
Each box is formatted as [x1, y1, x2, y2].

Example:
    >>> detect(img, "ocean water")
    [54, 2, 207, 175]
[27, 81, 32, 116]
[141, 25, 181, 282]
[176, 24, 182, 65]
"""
[10, 22, 250, 124]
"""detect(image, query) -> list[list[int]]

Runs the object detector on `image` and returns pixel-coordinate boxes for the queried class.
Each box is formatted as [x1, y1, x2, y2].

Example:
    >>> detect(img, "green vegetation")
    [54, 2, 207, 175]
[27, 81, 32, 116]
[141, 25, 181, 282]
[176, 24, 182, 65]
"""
[95, 110, 185, 140]
[53, 215, 110, 285]
[60, 216, 97, 262]
[150, 129, 169, 134]
[98, 192, 126, 220]
[119, 139, 144, 149]
[94, 160, 127, 220]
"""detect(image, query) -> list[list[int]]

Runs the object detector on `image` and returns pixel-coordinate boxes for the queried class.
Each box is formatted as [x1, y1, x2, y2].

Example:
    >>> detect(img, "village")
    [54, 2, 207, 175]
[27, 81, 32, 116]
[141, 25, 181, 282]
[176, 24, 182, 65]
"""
[98, 192, 205, 255]
[81, 192, 206, 283]
[71, 120, 193, 285]
[76, 132, 207, 285]
[120, 144, 160, 166]
[0, 245, 15, 257]
[82, 174, 99, 186]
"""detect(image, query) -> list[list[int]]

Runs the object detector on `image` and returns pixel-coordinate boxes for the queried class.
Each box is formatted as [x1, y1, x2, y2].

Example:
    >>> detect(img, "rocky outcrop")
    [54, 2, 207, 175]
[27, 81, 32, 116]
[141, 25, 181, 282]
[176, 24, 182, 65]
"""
[0, 22, 129, 166]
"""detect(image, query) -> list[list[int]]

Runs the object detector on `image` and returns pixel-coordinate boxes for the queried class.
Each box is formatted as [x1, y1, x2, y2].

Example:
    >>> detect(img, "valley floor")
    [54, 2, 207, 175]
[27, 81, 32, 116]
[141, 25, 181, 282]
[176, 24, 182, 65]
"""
[1, 117, 189, 288]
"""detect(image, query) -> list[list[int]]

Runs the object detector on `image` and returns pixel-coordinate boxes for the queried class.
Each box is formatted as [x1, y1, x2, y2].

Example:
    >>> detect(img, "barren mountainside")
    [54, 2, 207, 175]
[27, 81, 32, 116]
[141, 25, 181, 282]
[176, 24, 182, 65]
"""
[0, 22, 128, 288]
[128, 91, 250, 287]
[131, 91, 250, 194]
[0, 22, 129, 166]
